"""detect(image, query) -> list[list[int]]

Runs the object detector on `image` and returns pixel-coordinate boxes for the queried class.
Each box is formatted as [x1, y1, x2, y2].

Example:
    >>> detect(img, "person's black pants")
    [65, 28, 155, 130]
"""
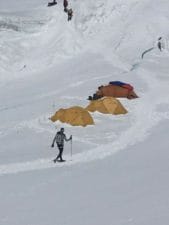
[56, 144, 64, 161]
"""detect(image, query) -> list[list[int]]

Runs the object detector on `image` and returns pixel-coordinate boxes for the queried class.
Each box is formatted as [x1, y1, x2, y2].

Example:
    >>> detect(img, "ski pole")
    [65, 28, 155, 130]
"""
[70, 137, 73, 160]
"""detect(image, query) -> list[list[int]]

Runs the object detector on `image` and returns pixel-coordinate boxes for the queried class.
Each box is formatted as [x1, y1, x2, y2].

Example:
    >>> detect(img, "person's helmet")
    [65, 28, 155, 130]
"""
[60, 127, 64, 132]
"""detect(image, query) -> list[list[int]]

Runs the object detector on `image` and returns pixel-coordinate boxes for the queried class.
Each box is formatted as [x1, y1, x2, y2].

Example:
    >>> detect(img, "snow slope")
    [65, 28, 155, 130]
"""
[0, 0, 169, 224]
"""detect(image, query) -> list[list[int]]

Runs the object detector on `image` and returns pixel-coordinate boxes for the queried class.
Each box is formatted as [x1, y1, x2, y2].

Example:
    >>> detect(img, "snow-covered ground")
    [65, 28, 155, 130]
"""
[0, 0, 169, 224]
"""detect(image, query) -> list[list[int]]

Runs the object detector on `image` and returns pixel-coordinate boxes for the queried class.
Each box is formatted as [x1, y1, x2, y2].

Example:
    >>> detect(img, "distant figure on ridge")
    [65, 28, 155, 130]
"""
[157, 37, 164, 51]
[48, 0, 57, 7]
[67, 8, 73, 21]
[63, 0, 68, 12]
[51, 128, 72, 162]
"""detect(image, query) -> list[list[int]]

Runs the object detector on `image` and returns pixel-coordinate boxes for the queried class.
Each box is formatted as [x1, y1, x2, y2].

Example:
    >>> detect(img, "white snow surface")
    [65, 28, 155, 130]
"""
[0, 0, 169, 224]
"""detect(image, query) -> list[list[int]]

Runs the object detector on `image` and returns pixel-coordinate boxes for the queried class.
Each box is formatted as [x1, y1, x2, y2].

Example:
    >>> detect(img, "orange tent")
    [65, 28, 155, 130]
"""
[96, 84, 138, 99]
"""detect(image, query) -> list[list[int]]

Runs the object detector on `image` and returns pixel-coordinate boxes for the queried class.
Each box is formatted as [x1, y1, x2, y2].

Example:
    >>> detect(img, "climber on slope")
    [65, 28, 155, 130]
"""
[67, 8, 73, 21]
[63, 0, 68, 12]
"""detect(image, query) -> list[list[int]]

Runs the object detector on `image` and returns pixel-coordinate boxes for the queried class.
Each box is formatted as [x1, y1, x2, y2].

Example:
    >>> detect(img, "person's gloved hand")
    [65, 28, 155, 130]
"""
[70, 135, 72, 140]
[51, 143, 54, 148]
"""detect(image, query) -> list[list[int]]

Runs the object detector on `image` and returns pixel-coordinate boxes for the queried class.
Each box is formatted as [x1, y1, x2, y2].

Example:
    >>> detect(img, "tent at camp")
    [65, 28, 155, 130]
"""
[50, 106, 94, 127]
[89, 81, 138, 100]
[86, 97, 127, 115]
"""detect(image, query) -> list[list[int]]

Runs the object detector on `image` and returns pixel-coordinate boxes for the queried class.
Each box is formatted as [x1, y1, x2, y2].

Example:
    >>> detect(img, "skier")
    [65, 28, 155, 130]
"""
[63, 0, 68, 12]
[67, 8, 73, 21]
[51, 128, 72, 162]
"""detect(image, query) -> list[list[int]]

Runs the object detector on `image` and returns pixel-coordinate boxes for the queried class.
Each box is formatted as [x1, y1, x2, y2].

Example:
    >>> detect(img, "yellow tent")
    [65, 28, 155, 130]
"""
[85, 97, 127, 115]
[50, 106, 94, 127]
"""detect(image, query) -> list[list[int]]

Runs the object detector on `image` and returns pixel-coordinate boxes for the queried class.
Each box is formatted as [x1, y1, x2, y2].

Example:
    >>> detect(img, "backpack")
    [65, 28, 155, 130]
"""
[56, 132, 63, 144]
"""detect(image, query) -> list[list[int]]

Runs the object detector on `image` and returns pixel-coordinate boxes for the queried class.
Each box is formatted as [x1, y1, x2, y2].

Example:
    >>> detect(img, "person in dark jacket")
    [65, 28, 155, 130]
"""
[157, 37, 163, 51]
[51, 128, 72, 162]
[157, 37, 165, 52]
[63, 0, 68, 12]
[67, 8, 73, 21]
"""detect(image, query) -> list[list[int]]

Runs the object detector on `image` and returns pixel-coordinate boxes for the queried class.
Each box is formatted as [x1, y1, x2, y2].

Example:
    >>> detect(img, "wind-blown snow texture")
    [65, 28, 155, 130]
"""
[0, 0, 169, 225]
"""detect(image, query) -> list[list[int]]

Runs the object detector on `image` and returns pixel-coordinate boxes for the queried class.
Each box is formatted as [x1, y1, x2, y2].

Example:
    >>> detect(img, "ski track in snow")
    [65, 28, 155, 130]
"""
[0, 109, 168, 176]
[1, 0, 169, 176]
